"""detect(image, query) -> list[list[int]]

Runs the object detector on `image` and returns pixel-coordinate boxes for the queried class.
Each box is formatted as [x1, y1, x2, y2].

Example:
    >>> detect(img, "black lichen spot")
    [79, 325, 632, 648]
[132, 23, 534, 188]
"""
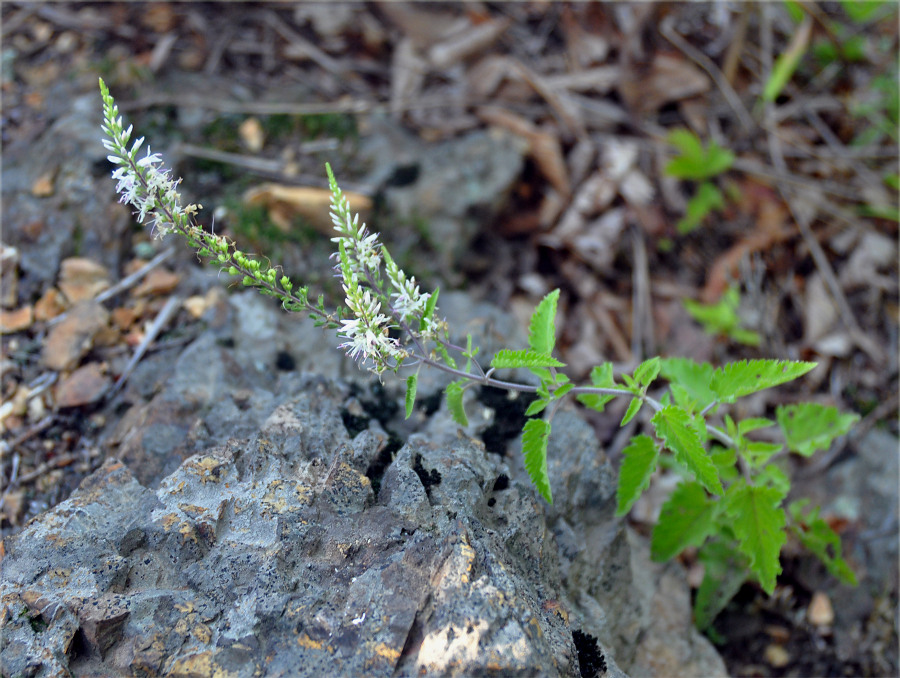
[487, 497, 496, 507]
[477, 387, 538, 455]
[492, 474, 510, 492]
[573, 629, 606, 678]
[413, 454, 441, 492]
[274, 350, 295, 371]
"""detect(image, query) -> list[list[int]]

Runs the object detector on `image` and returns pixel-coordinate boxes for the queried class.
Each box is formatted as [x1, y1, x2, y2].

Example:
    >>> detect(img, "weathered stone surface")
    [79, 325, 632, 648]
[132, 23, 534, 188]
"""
[1, 288, 726, 677]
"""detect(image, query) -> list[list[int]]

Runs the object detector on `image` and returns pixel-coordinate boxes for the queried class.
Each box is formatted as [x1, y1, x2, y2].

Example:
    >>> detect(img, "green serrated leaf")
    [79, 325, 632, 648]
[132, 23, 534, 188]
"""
[552, 383, 574, 399]
[724, 484, 787, 594]
[738, 417, 775, 435]
[632, 356, 661, 389]
[525, 398, 548, 416]
[789, 500, 858, 586]
[661, 357, 716, 411]
[405, 374, 418, 419]
[522, 419, 553, 503]
[446, 381, 468, 427]
[652, 405, 724, 495]
[694, 539, 750, 630]
[528, 289, 560, 356]
[620, 397, 643, 427]
[651, 481, 717, 561]
[776, 403, 860, 457]
[577, 393, 615, 412]
[710, 359, 817, 403]
[616, 435, 659, 517]
[491, 349, 565, 370]
[743, 441, 784, 468]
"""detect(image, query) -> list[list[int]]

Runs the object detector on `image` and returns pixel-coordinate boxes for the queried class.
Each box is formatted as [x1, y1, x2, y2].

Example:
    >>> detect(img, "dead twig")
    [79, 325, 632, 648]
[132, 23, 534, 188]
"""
[760, 6, 886, 365]
[659, 14, 755, 134]
[46, 248, 176, 327]
[108, 295, 182, 397]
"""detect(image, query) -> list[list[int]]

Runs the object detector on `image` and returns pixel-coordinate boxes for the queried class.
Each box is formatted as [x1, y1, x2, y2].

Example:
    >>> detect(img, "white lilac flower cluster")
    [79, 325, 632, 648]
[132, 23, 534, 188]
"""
[326, 166, 445, 374]
[100, 79, 196, 238]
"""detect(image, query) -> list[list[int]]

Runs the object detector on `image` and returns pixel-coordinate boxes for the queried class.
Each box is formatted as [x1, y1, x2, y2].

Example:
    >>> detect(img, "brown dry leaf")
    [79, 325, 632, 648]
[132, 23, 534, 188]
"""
[561, 5, 611, 67]
[512, 61, 587, 138]
[764, 644, 791, 668]
[701, 198, 792, 303]
[58, 257, 111, 304]
[544, 66, 620, 94]
[619, 53, 710, 114]
[378, 2, 467, 48]
[466, 55, 513, 99]
[840, 230, 896, 289]
[111, 306, 138, 331]
[390, 37, 427, 117]
[238, 117, 265, 153]
[243, 184, 372, 235]
[141, 4, 176, 33]
[31, 171, 56, 197]
[34, 288, 67, 321]
[131, 269, 181, 298]
[55, 362, 111, 408]
[42, 302, 110, 371]
[477, 106, 571, 197]
[0, 305, 34, 333]
[808, 591, 835, 627]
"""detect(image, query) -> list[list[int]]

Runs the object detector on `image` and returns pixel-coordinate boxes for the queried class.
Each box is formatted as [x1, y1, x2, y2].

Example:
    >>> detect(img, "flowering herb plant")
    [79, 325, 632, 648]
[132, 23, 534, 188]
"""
[100, 78, 858, 629]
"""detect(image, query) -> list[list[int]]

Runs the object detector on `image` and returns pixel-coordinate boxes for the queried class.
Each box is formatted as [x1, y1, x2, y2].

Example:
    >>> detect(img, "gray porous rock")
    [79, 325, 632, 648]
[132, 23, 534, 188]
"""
[1, 289, 726, 677]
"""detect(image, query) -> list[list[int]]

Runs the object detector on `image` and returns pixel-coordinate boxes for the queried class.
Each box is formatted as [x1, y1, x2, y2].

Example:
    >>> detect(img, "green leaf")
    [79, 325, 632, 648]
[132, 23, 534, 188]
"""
[743, 441, 784, 468]
[723, 484, 787, 594]
[660, 357, 716, 411]
[405, 374, 418, 419]
[491, 349, 565, 370]
[666, 130, 735, 180]
[524, 398, 548, 416]
[445, 381, 468, 427]
[632, 356, 661, 389]
[684, 286, 760, 346]
[528, 289, 560, 356]
[577, 363, 617, 412]
[522, 419, 553, 503]
[419, 286, 439, 332]
[678, 181, 725, 234]
[620, 397, 643, 427]
[652, 406, 724, 495]
[694, 539, 750, 630]
[710, 359, 817, 403]
[616, 435, 659, 517]
[762, 16, 812, 102]
[651, 481, 717, 561]
[841, 0, 886, 23]
[776, 403, 860, 457]
[789, 500, 858, 586]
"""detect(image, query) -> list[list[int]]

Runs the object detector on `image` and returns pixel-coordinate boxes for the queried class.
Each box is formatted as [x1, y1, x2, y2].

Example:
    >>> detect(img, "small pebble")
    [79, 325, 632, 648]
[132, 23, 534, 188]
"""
[808, 590, 834, 627]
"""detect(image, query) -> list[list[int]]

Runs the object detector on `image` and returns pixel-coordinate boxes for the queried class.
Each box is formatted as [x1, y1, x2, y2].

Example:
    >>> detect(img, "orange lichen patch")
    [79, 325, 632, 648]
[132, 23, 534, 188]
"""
[296, 633, 324, 650]
[183, 456, 228, 483]
[373, 642, 400, 662]
[161, 513, 180, 531]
